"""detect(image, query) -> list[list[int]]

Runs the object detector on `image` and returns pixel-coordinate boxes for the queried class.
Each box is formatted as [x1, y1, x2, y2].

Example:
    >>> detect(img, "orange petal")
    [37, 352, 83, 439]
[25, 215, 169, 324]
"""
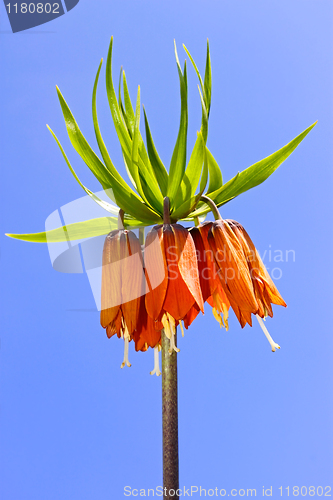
[100, 231, 121, 328]
[209, 221, 259, 314]
[189, 227, 212, 302]
[229, 221, 286, 309]
[106, 309, 123, 338]
[198, 222, 224, 297]
[183, 303, 201, 329]
[120, 231, 145, 334]
[134, 300, 162, 351]
[172, 224, 204, 312]
[162, 225, 196, 320]
[145, 226, 168, 320]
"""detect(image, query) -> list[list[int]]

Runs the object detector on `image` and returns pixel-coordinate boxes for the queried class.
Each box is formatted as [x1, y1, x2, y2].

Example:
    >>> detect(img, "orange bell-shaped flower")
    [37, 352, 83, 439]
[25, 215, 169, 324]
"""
[227, 220, 286, 318]
[100, 225, 145, 367]
[144, 201, 204, 352]
[189, 223, 230, 330]
[207, 218, 259, 328]
[201, 196, 286, 351]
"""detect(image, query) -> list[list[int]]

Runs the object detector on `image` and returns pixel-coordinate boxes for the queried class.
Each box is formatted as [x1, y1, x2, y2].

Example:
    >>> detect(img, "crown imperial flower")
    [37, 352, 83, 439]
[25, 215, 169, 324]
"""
[6, 36, 315, 366]
[145, 217, 204, 353]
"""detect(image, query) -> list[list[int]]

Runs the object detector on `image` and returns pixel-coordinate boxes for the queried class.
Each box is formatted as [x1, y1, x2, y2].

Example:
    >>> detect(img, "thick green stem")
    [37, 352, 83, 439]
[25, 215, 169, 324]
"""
[162, 331, 179, 499]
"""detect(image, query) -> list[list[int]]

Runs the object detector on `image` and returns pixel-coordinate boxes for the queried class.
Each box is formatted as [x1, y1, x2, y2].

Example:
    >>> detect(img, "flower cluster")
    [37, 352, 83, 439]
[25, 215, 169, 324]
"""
[7, 37, 314, 376]
[101, 199, 286, 375]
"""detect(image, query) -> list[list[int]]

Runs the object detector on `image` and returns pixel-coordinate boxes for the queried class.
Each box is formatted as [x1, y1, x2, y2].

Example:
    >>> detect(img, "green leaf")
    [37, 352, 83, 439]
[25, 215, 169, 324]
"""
[106, 37, 164, 213]
[122, 70, 135, 136]
[6, 216, 153, 244]
[173, 131, 205, 209]
[118, 67, 134, 136]
[132, 86, 141, 165]
[57, 86, 113, 190]
[203, 39, 212, 117]
[197, 84, 208, 143]
[92, 59, 123, 183]
[47, 125, 119, 214]
[105, 37, 133, 158]
[143, 107, 168, 196]
[127, 86, 145, 198]
[167, 41, 188, 206]
[183, 42, 210, 139]
[188, 122, 317, 218]
[122, 70, 151, 170]
[56, 81, 160, 222]
[213, 121, 317, 207]
[206, 147, 223, 193]
[172, 134, 208, 220]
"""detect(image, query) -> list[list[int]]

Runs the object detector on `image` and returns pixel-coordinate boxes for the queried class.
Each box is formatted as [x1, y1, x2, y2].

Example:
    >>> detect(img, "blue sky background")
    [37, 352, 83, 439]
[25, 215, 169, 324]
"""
[1, 1, 332, 498]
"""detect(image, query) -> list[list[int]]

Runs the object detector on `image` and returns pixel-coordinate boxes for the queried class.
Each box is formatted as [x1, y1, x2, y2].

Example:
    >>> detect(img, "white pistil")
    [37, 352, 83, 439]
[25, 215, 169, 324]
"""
[150, 345, 161, 376]
[121, 336, 132, 368]
[256, 315, 280, 352]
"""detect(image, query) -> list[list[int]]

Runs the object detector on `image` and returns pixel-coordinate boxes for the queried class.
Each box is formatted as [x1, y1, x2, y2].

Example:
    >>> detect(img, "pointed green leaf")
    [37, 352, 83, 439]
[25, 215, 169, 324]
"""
[122, 70, 135, 136]
[173, 131, 205, 208]
[206, 147, 223, 193]
[106, 38, 163, 213]
[92, 59, 124, 184]
[47, 125, 119, 214]
[172, 135, 208, 220]
[6, 216, 153, 244]
[143, 107, 168, 196]
[213, 121, 317, 207]
[132, 86, 141, 165]
[204, 39, 212, 116]
[167, 41, 188, 206]
[122, 70, 151, 169]
[118, 67, 133, 135]
[188, 122, 317, 218]
[57, 81, 159, 222]
[183, 43, 210, 138]
[57, 86, 113, 190]
[197, 84, 208, 143]
[105, 37, 133, 158]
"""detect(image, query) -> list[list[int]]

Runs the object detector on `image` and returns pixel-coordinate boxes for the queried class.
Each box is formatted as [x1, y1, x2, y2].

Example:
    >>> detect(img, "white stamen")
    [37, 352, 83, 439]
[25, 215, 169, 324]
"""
[121, 337, 132, 368]
[256, 315, 280, 352]
[150, 345, 161, 376]
[179, 320, 185, 338]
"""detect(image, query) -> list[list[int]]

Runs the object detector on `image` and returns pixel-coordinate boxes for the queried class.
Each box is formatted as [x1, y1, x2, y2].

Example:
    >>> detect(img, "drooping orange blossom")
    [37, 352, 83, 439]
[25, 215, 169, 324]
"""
[100, 197, 287, 374]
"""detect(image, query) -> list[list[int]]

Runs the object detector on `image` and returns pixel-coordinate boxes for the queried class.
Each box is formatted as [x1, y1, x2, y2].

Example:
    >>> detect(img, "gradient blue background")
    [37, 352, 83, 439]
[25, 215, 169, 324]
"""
[1, 1, 332, 498]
